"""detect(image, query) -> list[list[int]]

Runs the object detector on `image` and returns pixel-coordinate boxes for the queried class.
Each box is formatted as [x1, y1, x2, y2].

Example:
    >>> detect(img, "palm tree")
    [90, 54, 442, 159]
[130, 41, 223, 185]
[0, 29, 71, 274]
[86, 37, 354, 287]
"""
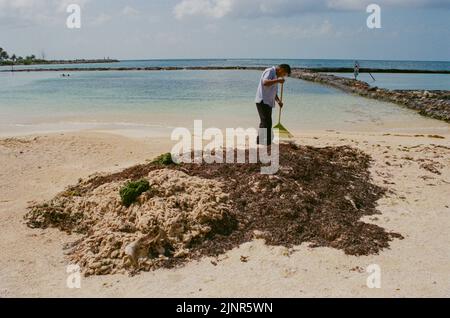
[0, 48, 9, 63]
[11, 54, 17, 71]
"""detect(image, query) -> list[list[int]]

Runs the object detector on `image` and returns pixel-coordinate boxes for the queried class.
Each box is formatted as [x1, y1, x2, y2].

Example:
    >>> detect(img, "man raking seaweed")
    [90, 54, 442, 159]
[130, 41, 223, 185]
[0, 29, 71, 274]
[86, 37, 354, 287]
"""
[255, 64, 293, 145]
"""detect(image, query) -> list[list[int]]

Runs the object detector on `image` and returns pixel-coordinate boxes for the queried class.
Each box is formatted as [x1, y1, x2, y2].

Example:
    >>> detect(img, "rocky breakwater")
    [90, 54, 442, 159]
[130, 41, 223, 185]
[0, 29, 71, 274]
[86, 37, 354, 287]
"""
[291, 69, 450, 122]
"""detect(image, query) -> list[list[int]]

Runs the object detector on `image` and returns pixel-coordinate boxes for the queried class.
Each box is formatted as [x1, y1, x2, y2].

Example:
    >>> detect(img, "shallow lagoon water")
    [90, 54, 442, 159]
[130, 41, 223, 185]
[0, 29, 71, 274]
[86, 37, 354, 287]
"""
[0, 70, 448, 136]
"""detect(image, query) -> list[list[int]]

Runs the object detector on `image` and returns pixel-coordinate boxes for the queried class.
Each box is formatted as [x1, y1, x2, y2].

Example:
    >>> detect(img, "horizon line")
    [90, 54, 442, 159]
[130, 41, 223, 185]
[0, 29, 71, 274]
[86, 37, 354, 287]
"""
[51, 57, 450, 63]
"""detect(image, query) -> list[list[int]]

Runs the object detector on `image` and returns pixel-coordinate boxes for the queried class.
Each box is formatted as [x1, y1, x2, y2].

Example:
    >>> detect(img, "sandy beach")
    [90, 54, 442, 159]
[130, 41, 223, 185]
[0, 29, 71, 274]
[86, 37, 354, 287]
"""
[1, 127, 449, 298]
[1, 0, 450, 304]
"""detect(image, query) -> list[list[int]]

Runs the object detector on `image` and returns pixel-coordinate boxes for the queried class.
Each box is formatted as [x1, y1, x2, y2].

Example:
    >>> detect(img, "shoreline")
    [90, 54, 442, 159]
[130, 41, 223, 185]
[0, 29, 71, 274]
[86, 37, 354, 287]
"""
[1, 66, 449, 74]
[2, 117, 449, 140]
[0, 59, 119, 67]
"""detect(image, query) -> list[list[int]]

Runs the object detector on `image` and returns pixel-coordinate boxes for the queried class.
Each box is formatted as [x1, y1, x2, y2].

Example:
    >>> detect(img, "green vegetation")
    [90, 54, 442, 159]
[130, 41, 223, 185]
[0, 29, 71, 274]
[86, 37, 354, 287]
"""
[152, 153, 175, 165]
[0, 47, 118, 68]
[0, 48, 41, 67]
[0, 48, 8, 61]
[119, 180, 150, 207]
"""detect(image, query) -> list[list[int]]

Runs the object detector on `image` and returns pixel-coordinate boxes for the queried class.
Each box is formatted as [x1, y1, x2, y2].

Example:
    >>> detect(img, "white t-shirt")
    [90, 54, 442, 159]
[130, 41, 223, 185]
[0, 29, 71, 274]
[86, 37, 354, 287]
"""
[255, 66, 278, 108]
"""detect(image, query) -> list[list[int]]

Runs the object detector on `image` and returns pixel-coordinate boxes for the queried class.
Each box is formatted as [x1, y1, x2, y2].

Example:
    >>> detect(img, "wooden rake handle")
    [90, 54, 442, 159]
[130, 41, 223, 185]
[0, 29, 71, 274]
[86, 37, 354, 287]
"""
[278, 82, 284, 125]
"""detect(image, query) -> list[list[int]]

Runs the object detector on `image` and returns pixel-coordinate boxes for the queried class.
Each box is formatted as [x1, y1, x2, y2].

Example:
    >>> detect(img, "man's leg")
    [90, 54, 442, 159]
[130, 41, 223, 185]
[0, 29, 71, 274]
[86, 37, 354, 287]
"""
[256, 102, 273, 145]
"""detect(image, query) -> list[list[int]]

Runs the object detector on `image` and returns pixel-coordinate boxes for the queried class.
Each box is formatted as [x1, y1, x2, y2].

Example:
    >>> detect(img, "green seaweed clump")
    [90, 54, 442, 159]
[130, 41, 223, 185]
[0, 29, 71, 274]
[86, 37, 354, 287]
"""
[152, 153, 175, 165]
[120, 180, 150, 207]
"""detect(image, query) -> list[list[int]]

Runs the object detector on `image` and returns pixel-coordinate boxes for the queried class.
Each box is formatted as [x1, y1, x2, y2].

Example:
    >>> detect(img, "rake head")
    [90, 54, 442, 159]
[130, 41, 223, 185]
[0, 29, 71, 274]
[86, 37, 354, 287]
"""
[274, 123, 294, 139]
[273, 82, 294, 139]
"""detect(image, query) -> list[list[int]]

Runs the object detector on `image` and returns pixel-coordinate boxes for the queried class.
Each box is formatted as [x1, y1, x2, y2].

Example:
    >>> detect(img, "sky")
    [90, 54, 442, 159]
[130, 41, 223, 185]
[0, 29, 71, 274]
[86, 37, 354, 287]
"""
[0, 0, 449, 61]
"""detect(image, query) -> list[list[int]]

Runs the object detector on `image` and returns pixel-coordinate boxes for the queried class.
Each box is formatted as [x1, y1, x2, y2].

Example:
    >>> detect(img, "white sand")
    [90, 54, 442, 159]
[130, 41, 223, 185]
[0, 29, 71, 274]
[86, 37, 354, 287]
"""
[0, 129, 449, 297]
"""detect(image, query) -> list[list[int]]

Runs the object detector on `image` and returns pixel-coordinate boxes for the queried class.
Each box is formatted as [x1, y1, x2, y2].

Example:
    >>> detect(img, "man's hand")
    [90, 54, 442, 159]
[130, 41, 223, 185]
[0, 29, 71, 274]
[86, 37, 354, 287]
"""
[278, 101, 284, 108]
[263, 77, 285, 87]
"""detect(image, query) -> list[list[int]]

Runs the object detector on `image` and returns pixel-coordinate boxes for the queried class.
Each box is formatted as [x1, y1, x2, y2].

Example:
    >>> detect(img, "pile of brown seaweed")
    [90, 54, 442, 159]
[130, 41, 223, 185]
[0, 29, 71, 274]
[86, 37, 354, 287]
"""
[25, 143, 402, 275]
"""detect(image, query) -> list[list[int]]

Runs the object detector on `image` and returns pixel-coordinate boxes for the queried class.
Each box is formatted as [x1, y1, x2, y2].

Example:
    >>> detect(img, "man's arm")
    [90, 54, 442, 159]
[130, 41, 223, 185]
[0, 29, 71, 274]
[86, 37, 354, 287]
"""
[264, 78, 285, 87]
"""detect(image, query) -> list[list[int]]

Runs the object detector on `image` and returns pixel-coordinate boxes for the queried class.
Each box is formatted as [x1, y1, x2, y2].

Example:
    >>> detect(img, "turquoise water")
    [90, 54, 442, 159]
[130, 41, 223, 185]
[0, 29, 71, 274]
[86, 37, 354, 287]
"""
[1, 58, 449, 72]
[331, 73, 450, 90]
[0, 70, 448, 136]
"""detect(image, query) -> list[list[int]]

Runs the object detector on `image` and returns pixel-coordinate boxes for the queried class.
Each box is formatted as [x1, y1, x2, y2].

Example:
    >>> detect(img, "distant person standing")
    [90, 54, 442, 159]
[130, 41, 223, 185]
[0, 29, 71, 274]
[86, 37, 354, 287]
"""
[255, 64, 291, 146]
[354, 61, 360, 80]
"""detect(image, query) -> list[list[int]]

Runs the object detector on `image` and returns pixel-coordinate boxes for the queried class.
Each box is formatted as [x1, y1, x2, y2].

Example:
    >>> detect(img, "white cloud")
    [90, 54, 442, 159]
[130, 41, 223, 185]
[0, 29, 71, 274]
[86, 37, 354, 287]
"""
[122, 6, 140, 17]
[269, 20, 335, 39]
[0, 0, 90, 26]
[0, 0, 90, 12]
[173, 0, 450, 19]
[174, 0, 233, 19]
[90, 13, 112, 26]
[326, 0, 366, 10]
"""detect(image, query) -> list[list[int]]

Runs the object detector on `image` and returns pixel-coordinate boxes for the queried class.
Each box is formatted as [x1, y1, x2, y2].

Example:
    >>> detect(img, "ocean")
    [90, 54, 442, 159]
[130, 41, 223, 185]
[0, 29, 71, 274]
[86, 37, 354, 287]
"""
[1, 60, 449, 137]
[1, 58, 449, 71]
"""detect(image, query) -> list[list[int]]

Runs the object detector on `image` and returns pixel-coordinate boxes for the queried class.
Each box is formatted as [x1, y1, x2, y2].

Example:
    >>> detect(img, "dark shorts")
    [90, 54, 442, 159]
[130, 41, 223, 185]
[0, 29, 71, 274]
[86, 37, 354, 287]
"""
[256, 102, 273, 145]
